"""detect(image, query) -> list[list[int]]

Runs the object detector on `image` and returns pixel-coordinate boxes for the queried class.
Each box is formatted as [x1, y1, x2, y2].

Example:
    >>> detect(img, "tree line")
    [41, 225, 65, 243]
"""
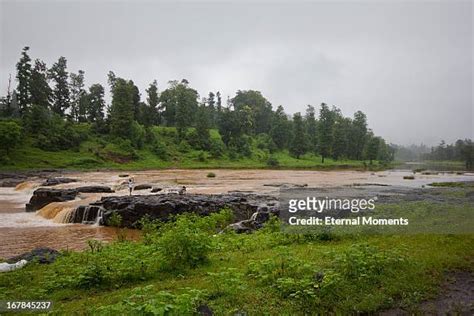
[0, 46, 394, 164]
[423, 140, 474, 169]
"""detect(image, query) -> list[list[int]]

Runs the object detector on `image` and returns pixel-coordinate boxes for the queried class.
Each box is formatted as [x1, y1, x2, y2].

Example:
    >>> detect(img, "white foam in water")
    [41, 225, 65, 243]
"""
[0, 212, 64, 228]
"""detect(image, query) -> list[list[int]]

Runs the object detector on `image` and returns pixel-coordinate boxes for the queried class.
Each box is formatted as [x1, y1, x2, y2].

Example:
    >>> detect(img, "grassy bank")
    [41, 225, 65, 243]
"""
[0, 127, 387, 171]
[1, 197, 473, 314]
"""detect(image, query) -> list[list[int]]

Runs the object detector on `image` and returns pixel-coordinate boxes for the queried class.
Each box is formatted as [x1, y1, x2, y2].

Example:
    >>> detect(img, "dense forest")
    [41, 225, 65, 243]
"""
[2, 46, 467, 170]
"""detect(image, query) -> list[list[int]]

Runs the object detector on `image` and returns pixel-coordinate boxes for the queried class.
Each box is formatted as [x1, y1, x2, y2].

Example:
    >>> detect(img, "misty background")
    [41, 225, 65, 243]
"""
[0, 0, 472, 146]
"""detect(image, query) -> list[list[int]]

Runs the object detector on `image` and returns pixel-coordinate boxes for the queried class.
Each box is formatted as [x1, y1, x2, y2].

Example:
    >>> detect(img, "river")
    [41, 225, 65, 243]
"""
[1, 169, 473, 258]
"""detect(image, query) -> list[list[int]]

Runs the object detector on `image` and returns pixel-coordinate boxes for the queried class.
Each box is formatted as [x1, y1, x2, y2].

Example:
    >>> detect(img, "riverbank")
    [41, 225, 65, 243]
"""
[0, 138, 390, 172]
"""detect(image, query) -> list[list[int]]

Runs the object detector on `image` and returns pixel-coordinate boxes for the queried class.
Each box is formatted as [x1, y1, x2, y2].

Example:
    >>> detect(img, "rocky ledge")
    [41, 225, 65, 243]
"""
[26, 186, 115, 212]
[85, 193, 279, 230]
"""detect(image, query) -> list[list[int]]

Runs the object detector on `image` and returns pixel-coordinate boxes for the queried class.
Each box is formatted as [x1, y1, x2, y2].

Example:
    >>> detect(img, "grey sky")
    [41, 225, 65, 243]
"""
[1, 0, 472, 146]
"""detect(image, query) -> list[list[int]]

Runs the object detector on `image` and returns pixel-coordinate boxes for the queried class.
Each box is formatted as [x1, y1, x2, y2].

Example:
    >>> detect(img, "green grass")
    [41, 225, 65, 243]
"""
[1, 201, 473, 315]
[0, 131, 386, 171]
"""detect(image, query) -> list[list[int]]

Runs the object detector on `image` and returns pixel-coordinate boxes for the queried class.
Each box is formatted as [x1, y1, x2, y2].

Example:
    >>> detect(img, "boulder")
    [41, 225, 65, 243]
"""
[0, 173, 27, 187]
[76, 186, 114, 193]
[25, 186, 114, 212]
[7, 247, 60, 264]
[26, 188, 78, 212]
[134, 184, 153, 190]
[41, 177, 77, 186]
[151, 187, 163, 193]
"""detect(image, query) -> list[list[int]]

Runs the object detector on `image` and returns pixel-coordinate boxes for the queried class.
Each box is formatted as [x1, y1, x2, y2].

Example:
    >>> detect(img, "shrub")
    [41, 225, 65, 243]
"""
[256, 133, 277, 153]
[107, 212, 127, 242]
[137, 215, 161, 245]
[266, 157, 280, 167]
[209, 138, 225, 158]
[197, 151, 207, 162]
[207, 172, 216, 178]
[156, 214, 213, 270]
[177, 140, 192, 153]
[0, 120, 22, 155]
[151, 140, 169, 160]
[102, 139, 138, 162]
[130, 121, 146, 149]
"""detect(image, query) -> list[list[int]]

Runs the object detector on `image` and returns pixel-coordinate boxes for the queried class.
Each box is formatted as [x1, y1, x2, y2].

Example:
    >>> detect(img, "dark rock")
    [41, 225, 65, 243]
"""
[0, 173, 28, 187]
[134, 184, 153, 190]
[151, 187, 163, 193]
[118, 174, 129, 178]
[41, 177, 77, 186]
[26, 188, 78, 212]
[263, 183, 308, 188]
[7, 247, 60, 264]
[76, 186, 114, 193]
[84, 193, 278, 228]
[25, 186, 114, 212]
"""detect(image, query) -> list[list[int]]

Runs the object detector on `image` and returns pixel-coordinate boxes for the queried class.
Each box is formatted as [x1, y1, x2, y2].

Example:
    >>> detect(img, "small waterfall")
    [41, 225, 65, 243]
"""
[94, 208, 104, 226]
[37, 203, 73, 220]
[71, 205, 105, 225]
[37, 202, 105, 225]
[15, 181, 36, 191]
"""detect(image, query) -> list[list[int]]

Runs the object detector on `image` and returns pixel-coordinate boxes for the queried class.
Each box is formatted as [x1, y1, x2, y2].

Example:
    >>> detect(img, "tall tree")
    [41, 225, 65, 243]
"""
[270, 105, 291, 150]
[366, 134, 380, 164]
[231, 90, 273, 135]
[138, 80, 159, 126]
[289, 112, 308, 159]
[332, 110, 351, 160]
[69, 70, 85, 121]
[318, 103, 335, 163]
[49, 56, 70, 116]
[160, 79, 198, 138]
[350, 111, 368, 160]
[130, 81, 141, 121]
[216, 91, 222, 112]
[30, 59, 51, 109]
[193, 105, 211, 150]
[86, 84, 105, 122]
[108, 78, 134, 139]
[305, 105, 318, 153]
[16, 46, 32, 114]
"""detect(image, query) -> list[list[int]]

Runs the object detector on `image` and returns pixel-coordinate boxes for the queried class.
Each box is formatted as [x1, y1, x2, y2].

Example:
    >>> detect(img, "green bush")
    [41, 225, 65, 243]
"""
[0, 120, 22, 155]
[209, 138, 226, 158]
[156, 214, 213, 270]
[102, 139, 138, 162]
[266, 157, 280, 167]
[130, 121, 146, 149]
[207, 172, 216, 178]
[151, 140, 169, 160]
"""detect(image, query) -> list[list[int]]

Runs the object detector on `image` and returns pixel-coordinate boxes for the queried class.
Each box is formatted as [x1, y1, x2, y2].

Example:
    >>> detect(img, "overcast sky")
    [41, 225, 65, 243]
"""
[1, 0, 472, 146]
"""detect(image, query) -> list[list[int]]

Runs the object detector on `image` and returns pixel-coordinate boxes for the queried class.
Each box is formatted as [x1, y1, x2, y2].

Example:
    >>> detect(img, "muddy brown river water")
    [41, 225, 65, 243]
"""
[1, 169, 473, 258]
